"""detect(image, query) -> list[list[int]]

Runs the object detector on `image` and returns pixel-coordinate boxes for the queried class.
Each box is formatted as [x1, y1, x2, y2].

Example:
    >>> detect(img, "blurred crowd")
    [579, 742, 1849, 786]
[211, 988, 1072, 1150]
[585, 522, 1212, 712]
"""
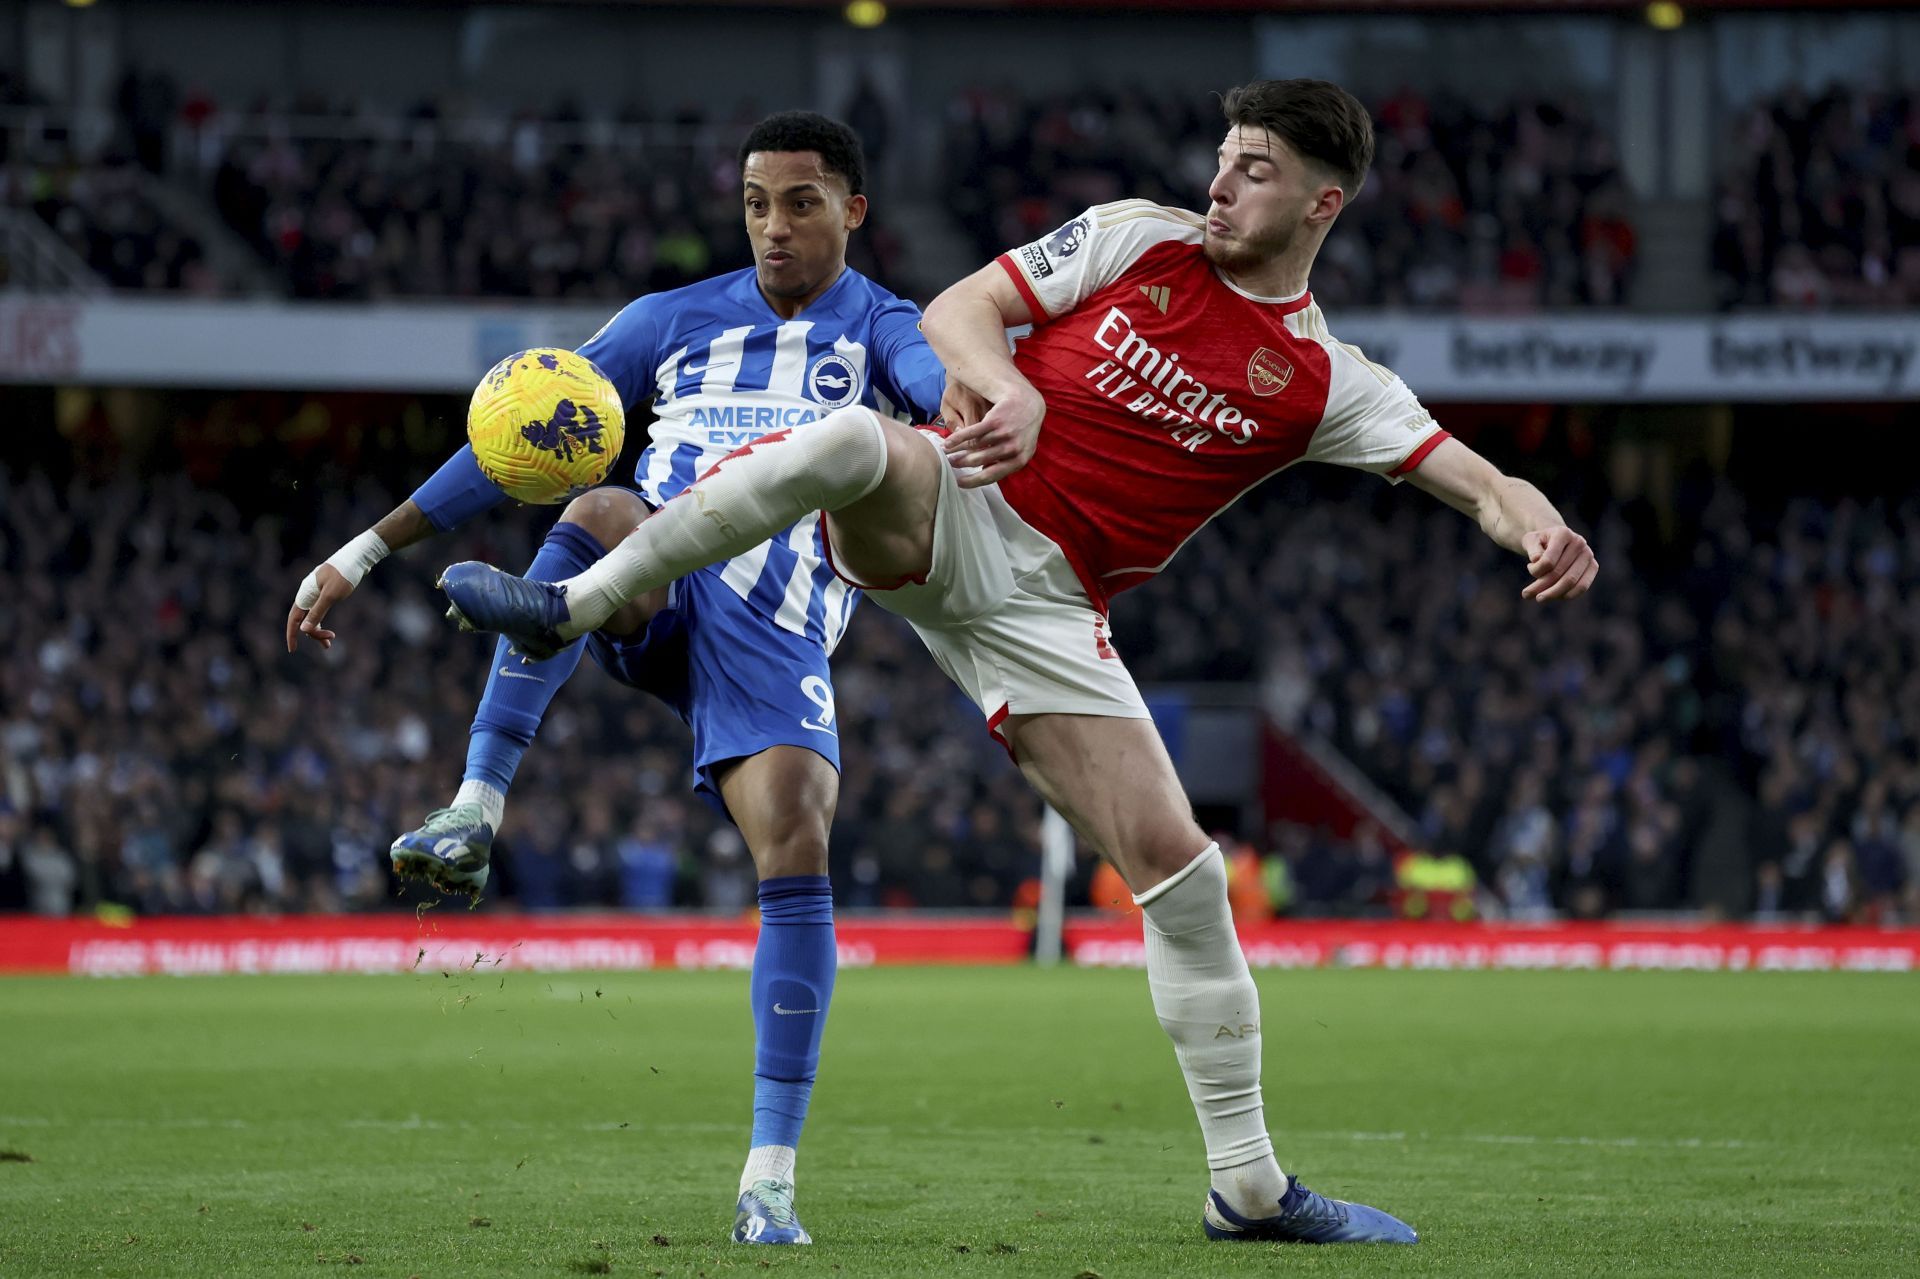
[0, 410, 1026, 920]
[199, 93, 907, 303]
[26, 73, 1633, 310]
[1713, 84, 1920, 309]
[1116, 457, 1919, 926]
[4, 409, 1916, 928]
[943, 84, 1638, 310]
[14, 69, 905, 303]
[34, 69, 1920, 315]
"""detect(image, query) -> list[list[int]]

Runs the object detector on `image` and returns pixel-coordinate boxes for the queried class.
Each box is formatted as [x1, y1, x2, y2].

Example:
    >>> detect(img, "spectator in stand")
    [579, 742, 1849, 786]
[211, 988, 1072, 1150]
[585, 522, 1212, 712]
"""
[21, 823, 77, 917]
[1900, 807, 1920, 921]
[698, 827, 757, 916]
[0, 805, 25, 911]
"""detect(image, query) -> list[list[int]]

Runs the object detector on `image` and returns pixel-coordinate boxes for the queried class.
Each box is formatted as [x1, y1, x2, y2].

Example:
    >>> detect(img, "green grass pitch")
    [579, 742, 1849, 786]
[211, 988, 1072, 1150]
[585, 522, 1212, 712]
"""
[1, 965, 1915, 1276]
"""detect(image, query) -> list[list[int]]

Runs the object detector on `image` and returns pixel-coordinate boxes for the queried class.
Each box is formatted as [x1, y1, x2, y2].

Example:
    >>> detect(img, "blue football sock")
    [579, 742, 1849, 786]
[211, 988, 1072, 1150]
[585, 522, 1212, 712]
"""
[464, 520, 606, 791]
[749, 875, 836, 1155]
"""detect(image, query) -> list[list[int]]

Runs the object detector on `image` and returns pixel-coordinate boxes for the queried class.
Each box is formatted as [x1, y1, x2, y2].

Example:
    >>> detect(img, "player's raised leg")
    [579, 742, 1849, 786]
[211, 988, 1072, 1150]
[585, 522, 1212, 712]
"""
[438, 407, 941, 658]
[393, 488, 663, 893]
[1002, 712, 1418, 1246]
[715, 746, 840, 1245]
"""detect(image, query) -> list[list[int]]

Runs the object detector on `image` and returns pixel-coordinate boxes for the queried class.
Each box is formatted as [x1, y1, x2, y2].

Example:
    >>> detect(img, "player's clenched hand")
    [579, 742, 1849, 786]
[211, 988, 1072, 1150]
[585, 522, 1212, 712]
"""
[936, 378, 992, 431]
[944, 387, 1044, 488]
[1521, 527, 1597, 602]
[286, 563, 354, 652]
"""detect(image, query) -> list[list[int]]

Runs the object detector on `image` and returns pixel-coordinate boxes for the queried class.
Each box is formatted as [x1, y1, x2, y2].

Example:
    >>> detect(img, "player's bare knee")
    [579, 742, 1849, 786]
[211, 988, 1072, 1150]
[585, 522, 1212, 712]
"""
[560, 486, 649, 550]
[752, 832, 830, 880]
[1123, 825, 1216, 893]
[883, 426, 946, 528]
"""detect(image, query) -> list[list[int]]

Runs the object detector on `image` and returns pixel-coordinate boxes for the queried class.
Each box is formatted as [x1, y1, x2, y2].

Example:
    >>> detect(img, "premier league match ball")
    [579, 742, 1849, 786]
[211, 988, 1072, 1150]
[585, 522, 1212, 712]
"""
[467, 348, 626, 504]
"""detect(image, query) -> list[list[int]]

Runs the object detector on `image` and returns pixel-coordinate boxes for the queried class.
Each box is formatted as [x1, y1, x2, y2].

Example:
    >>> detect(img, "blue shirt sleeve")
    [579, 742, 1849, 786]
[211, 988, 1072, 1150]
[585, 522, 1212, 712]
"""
[577, 295, 663, 414]
[868, 300, 946, 422]
[410, 445, 506, 532]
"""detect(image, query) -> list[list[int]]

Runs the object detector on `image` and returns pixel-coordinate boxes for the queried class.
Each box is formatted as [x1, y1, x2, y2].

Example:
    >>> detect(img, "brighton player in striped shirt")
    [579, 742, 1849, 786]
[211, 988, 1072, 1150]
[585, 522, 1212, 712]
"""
[286, 113, 943, 1246]
[438, 79, 1597, 1245]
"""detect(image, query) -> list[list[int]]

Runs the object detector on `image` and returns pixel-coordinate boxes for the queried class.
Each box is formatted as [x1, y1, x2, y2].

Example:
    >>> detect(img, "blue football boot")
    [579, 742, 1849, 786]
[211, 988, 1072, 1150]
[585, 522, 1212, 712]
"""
[732, 1178, 811, 1245]
[389, 803, 494, 896]
[438, 561, 574, 662]
[1202, 1177, 1418, 1245]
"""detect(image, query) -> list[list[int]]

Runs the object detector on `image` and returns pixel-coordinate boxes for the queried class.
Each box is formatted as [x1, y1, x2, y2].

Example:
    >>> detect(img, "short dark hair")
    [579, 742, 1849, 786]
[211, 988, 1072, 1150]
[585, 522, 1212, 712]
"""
[1221, 79, 1374, 196]
[737, 111, 867, 196]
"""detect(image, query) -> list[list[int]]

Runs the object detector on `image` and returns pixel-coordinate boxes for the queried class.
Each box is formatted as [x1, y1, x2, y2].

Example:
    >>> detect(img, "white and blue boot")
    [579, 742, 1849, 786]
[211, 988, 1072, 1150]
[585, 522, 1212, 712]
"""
[389, 802, 494, 896]
[732, 1178, 811, 1245]
[1203, 1176, 1418, 1245]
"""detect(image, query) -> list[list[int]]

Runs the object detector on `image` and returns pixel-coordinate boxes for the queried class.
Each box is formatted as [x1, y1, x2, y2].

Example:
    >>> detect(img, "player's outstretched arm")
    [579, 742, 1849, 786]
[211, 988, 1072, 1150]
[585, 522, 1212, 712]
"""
[1407, 437, 1598, 602]
[923, 263, 1046, 488]
[286, 500, 435, 651]
[288, 445, 510, 652]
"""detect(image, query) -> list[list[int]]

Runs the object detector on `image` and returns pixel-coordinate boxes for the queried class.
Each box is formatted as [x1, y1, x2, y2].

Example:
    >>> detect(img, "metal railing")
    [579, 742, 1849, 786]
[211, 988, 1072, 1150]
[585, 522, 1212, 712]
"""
[219, 114, 741, 185]
[1, 104, 743, 176]
[0, 206, 105, 294]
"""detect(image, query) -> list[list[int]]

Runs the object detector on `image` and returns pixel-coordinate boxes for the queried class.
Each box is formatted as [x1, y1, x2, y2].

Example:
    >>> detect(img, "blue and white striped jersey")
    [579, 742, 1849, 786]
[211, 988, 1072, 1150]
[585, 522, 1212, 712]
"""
[579, 266, 943, 655]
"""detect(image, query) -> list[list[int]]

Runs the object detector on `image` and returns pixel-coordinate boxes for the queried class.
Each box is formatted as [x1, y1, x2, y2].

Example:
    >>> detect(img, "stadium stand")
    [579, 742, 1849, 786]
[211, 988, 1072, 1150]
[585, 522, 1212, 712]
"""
[1117, 449, 1917, 925]
[202, 96, 759, 302]
[0, 411, 1023, 918]
[3, 413, 1912, 925]
[5, 78, 909, 303]
[943, 85, 1637, 311]
[1, 72, 215, 293]
[13, 78, 1633, 310]
[1713, 84, 1920, 309]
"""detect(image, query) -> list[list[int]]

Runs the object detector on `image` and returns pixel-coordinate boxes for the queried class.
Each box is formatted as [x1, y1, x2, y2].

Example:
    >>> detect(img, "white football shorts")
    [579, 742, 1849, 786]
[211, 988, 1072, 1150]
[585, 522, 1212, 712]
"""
[825, 429, 1150, 747]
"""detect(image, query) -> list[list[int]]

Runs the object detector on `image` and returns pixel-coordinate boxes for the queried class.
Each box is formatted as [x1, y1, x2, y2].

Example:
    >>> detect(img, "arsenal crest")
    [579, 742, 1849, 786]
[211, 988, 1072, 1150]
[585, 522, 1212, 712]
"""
[1247, 348, 1293, 397]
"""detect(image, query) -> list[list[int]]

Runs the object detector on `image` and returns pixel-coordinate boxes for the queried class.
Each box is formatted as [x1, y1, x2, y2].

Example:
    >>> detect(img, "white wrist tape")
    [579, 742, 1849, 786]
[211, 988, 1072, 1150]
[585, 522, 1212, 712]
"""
[295, 529, 391, 608]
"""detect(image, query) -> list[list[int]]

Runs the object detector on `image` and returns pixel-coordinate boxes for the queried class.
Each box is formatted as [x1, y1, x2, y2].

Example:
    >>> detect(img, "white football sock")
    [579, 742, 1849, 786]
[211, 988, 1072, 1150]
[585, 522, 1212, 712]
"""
[453, 779, 506, 834]
[1135, 843, 1289, 1218]
[560, 406, 889, 635]
[740, 1144, 796, 1192]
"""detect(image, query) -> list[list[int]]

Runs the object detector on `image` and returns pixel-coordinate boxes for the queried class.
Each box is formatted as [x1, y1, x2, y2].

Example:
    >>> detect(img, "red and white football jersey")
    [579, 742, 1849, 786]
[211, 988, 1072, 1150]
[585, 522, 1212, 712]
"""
[994, 199, 1450, 612]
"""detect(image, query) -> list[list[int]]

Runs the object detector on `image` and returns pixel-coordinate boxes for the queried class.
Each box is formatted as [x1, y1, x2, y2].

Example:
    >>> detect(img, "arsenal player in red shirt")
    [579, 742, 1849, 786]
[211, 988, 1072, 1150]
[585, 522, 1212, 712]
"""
[440, 78, 1595, 1247]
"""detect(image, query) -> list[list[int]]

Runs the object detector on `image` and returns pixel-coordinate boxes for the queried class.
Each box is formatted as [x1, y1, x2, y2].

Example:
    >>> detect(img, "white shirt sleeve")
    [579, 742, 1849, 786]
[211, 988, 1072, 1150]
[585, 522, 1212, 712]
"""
[1305, 339, 1450, 482]
[996, 200, 1203, 322]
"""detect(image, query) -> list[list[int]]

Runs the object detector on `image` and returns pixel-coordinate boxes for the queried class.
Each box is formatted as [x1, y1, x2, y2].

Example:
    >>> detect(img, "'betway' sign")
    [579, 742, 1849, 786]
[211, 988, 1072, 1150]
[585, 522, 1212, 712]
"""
[1334, 314, 1920, 401]
[0, 298, 1914, 401]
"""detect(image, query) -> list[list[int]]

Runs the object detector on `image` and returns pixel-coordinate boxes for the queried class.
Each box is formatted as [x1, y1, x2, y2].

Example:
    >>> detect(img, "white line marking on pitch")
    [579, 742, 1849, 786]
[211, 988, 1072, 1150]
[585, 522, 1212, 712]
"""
[0, 1114, 1752, 1150]
[1285, 1129, 1751, 1150]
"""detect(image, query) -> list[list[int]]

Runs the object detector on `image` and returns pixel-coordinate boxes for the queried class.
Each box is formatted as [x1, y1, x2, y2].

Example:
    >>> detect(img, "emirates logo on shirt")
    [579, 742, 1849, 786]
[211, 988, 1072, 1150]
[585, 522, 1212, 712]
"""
[1247, 348, 1294, 397]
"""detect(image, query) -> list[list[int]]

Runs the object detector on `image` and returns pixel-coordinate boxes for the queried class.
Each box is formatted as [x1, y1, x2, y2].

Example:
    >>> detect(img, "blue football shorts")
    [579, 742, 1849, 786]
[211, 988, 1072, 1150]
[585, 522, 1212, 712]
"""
[584, 562, 841, 808]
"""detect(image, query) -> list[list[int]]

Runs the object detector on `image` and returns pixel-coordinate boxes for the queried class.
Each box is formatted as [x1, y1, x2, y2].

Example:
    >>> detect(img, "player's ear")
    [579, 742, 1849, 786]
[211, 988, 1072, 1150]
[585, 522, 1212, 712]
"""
[844, 193, 868, 231]
[1307, 180, 1345, 226]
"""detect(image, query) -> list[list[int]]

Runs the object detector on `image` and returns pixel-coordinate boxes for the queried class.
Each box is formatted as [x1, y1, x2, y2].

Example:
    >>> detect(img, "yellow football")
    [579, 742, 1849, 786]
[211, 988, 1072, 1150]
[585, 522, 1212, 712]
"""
[467, 348, 625, 504]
